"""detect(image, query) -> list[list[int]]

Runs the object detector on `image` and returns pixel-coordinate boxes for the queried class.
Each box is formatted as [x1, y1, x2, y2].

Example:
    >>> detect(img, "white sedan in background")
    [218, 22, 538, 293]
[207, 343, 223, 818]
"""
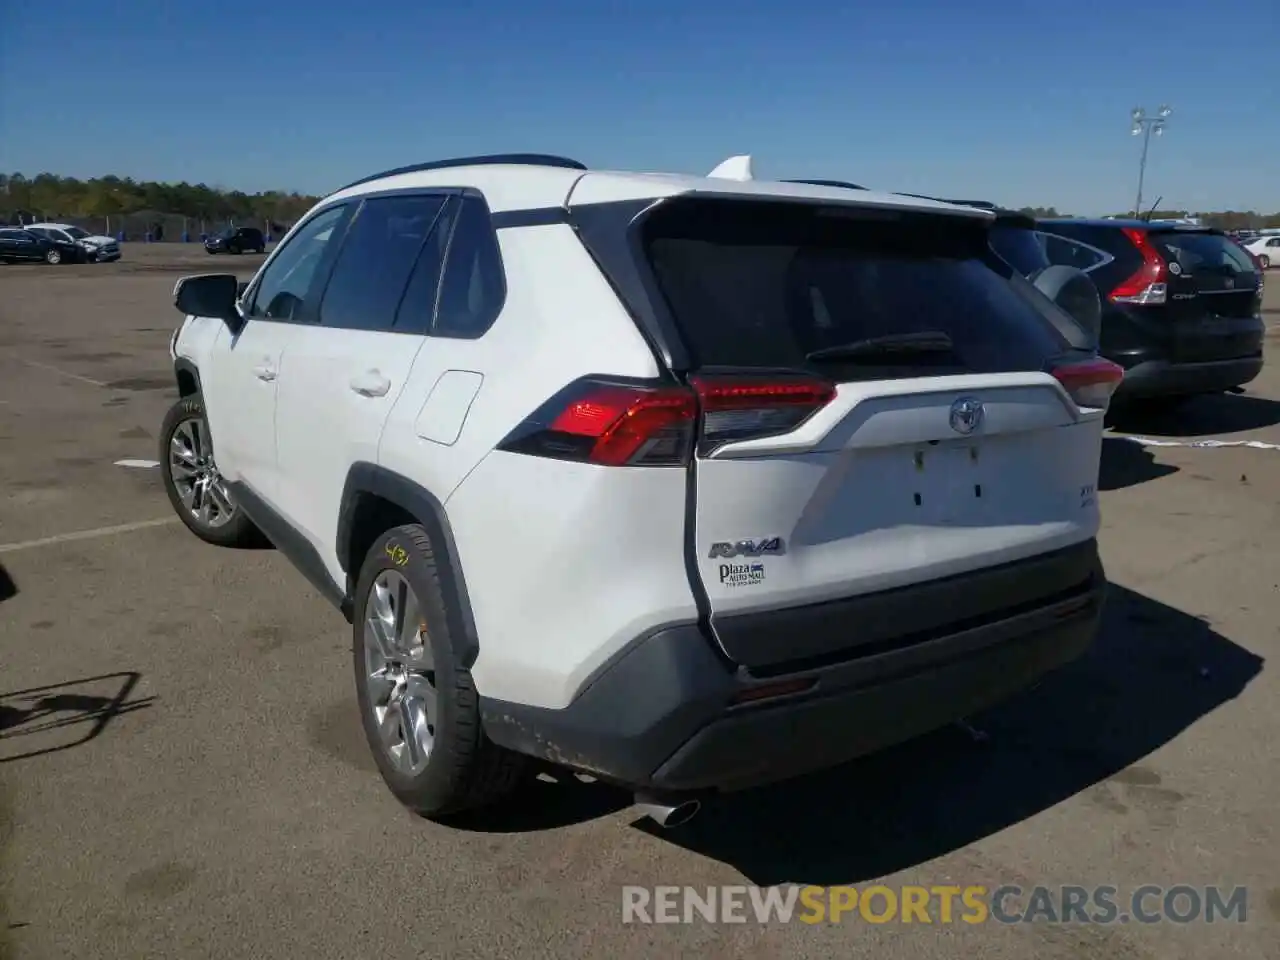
[1242, 235, 1280, 269]
[24, 222, 121, 262]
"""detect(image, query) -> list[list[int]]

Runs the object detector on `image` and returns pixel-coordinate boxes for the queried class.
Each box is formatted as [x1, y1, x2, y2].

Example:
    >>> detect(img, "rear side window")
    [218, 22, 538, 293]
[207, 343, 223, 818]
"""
[433, 195, 505, 339]
[319, 194, 447, 332]
[395, 198, 458, 334]
[1040, 233, 1111, 272]
[988, 224, 1050, 276]
[641, 199, 1071, 379]
[1151, 231, 1256, 278]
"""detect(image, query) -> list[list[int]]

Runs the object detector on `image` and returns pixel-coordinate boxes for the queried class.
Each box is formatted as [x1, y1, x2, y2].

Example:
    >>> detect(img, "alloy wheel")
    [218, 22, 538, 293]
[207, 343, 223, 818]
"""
[168, 416, 237, 528]
[363, 569, 438, 776]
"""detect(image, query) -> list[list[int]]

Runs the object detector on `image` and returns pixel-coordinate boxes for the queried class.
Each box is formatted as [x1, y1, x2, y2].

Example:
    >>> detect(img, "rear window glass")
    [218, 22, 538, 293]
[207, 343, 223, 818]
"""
[1152, 231, 1256, 278]
[642, 199, 1073, 379]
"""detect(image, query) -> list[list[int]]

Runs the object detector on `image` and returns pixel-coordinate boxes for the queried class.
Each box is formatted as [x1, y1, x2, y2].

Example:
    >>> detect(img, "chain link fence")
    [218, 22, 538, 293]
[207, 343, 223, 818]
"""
[2, 209, 296, 242]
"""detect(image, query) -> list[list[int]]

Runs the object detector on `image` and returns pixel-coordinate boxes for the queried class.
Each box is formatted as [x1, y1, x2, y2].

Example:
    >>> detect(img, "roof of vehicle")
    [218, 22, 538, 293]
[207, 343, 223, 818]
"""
[895, 194, 1036, 228]
[1041, 217, 1220, 232]
[24, 222, 75, 229]
[322, 154, 994, 221]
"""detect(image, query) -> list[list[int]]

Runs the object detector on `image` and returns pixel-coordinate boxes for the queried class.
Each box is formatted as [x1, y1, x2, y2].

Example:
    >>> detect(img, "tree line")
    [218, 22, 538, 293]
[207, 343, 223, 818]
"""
[3, 173, 1279, 233]
[1017, 206, 1280, 230]
[0, 172, 320, 228]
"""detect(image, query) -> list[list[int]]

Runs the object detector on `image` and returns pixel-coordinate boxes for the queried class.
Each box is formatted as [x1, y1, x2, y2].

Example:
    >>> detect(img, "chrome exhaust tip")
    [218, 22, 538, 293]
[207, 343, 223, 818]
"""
[635, 795, 701, 828]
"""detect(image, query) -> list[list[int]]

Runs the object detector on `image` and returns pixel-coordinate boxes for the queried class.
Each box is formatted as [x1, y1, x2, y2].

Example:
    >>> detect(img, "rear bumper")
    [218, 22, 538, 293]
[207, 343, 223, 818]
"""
[1117, 354, 1263, 399]
[480, 540, 1105, 793]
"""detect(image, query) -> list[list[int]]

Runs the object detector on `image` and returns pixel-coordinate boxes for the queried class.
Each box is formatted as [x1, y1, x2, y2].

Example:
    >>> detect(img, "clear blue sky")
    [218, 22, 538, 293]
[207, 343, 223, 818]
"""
[2, 0, 1277, 215]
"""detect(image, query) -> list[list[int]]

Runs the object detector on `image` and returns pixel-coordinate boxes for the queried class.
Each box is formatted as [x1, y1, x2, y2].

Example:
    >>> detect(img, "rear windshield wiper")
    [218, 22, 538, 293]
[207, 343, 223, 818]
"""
[805, 331, 955, 362]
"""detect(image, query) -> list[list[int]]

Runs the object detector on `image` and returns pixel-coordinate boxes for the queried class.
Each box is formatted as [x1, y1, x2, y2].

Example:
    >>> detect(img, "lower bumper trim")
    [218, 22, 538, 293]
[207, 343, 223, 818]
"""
[481, 546, 1106, 792]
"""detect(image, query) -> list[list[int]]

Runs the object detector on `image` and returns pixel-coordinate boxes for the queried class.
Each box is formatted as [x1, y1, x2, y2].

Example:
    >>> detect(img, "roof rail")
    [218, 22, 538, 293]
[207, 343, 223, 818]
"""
[781, 178, 866, 190]
[334, 153, 587, 193]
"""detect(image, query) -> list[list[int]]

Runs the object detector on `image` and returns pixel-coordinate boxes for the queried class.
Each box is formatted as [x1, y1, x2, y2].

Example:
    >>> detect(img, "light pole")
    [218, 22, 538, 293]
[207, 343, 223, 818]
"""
[1130, 105, 1171, 218]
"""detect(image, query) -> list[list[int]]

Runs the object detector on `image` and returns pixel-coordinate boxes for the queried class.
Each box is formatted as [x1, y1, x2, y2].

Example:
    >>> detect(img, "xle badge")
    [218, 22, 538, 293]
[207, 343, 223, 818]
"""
[720, 563, 765, 588]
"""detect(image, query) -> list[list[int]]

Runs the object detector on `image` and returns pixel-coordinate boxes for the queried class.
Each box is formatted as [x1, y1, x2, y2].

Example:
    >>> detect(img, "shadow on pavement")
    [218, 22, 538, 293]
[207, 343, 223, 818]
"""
[1098, 437, 1179, 491]
[637, 583, 1262, 884]
[1109, 391, 1280, 438]
[0, 565, 14, 603]
[444, 767, 632, 833]
[0, 672, 156, 764]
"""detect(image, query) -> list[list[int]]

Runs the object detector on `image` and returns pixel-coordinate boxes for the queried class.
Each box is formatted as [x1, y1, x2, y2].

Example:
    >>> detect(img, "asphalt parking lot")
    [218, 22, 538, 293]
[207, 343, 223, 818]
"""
[2, 246, 1278, 959]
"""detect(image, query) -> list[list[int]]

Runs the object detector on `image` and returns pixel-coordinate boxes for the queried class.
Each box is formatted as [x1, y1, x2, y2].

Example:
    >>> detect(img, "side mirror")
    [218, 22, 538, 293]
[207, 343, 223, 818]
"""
[173, 274, 244, 333]
[1030, 265, 1102, 345]
[236, 280, 249, 300]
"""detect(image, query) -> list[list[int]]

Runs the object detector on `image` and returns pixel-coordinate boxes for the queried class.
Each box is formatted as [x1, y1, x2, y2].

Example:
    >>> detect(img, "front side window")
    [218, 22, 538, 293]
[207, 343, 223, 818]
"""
[63, 226, 88, 240]
[247, 204, 347, 321]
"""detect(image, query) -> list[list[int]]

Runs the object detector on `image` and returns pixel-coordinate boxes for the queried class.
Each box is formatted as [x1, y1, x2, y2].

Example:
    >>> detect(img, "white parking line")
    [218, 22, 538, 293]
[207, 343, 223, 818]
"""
[6, 355, 106, 388]
[115, 459, 160, 469]
[0, 517, 179, 555]
[1119, 435, 1280, 451]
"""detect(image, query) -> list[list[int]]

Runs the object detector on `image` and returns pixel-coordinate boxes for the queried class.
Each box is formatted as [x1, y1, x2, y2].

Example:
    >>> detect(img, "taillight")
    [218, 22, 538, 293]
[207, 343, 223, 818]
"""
[497, 373, 835, 466]
[1051, 357, 1125, 409]
[691, 375, 835, 455]
[498, 379, 697, 467]
[1110, 228, 1168, 305]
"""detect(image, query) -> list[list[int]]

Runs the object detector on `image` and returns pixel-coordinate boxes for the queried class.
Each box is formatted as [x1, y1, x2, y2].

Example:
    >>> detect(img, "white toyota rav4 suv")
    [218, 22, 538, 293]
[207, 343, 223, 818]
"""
[163, 153, 1120, 826]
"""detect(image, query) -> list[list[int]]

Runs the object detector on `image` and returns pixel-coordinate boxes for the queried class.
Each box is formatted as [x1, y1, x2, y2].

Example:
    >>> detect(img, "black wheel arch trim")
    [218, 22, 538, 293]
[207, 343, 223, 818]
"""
[173, 357, 201, 396]
[337, 462, 481, 667]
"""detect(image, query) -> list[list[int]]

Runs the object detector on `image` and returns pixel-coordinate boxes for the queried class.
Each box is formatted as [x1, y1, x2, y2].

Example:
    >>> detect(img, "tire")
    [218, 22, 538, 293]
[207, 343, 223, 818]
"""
[1261, 255, 1270, 270]
[353, 524, 527, 818]
[159, 393, 262, 548]
[44, 249, 61, 265]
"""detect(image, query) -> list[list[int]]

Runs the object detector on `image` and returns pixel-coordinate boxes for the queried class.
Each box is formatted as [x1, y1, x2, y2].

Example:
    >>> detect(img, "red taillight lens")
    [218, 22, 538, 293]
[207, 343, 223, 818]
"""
[548, 384, 697, 466]
[691, 375, 835, 454]
[1051, 357, 1125, 409]
[1110, 228, 1168, 305]
[500, 379, 698, 467]
[498, 374, 836, 466]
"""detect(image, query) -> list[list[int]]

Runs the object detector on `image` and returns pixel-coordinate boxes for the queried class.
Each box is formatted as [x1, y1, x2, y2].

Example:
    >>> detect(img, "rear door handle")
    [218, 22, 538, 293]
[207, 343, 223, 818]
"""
[253, 362, 277, 382]
[349, 370, 391, 398]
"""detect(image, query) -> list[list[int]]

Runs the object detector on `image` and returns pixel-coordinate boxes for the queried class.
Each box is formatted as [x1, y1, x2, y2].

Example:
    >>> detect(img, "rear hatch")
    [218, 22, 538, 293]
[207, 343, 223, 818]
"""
[636, 198, 1113, 669]
[1144, 227, 1263, 362]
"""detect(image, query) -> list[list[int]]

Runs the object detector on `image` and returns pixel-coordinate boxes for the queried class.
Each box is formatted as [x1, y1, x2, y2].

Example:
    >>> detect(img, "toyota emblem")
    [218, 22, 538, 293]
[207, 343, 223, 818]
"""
[949, 397, 985, 435]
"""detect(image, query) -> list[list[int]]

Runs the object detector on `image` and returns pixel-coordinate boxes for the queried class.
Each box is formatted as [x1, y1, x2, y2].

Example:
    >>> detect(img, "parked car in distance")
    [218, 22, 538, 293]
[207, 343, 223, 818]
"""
[205, 226, 266, 255]
[0, 227, 90, 264]
[24, 222, 121, 262]
[1242, 234, 1280, 269]
[1036, 218, 1264, 404]
[892, 196, 1103, 346]
[162, 152, 1119, 827]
